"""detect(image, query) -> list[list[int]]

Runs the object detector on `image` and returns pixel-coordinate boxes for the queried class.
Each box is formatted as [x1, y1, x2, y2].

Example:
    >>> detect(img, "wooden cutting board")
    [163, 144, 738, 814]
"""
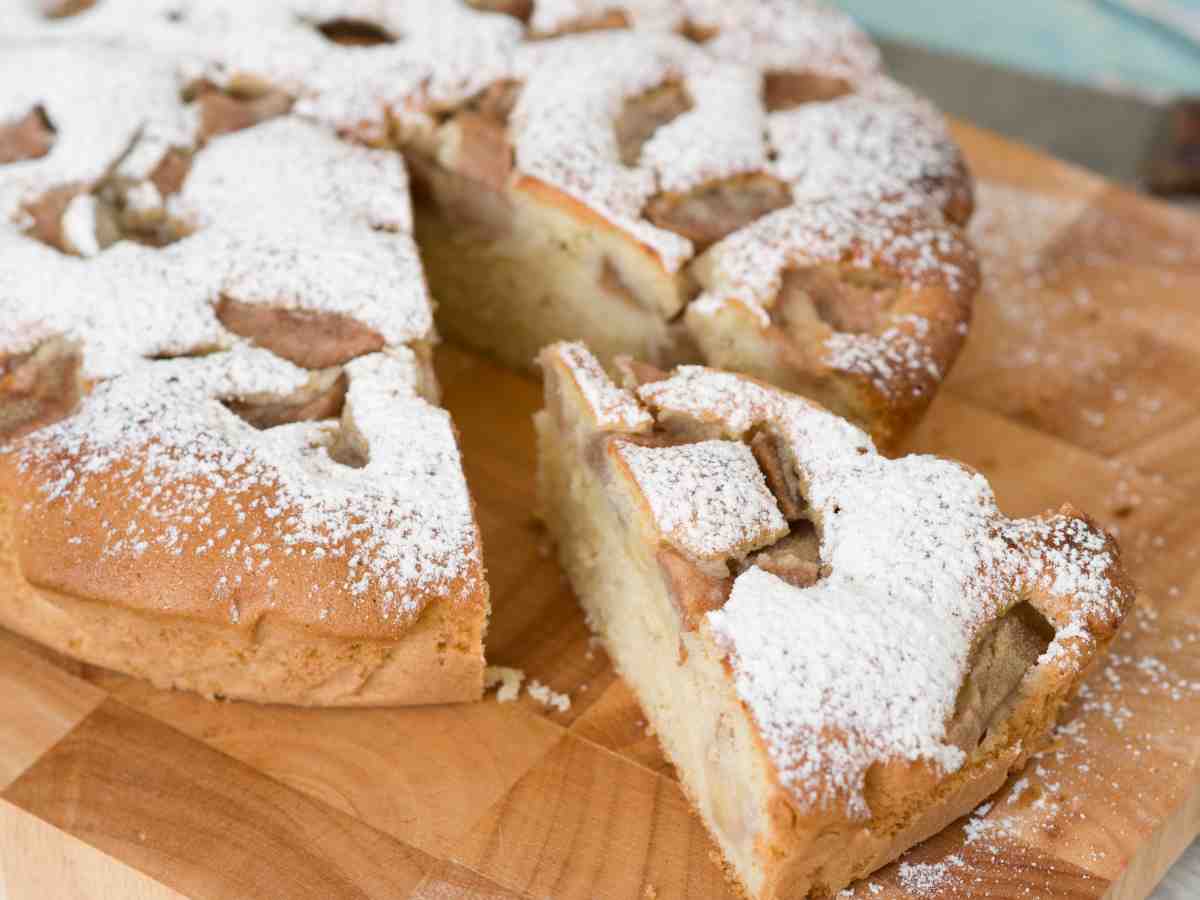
[1, 121, 1199, 900]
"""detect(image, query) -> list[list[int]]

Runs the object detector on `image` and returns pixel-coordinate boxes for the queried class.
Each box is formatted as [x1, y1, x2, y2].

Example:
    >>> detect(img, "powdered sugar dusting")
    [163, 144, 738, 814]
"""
[641, 62, 767, 195]
[824, 313, 942, 396]
[635, 366, 1131, 817]
[510, 30, 696, 271]
[0, 40, 195, 223]
[3, 97, 432, 376]
[529, 1, 881, 81]
[768, 79, 963, 212]
[3, 346, 482, 635]
[178, 116, 431, 346]
[615, 439, 788, 559]
[897, 856, 966, 894]
[686, 0, 881, 80]
[0, 235, 231, 379]
[553, 342, 653, 432]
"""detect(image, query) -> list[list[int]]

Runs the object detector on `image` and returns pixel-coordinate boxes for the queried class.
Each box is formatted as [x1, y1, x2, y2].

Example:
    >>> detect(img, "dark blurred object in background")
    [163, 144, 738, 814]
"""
[1145, 100, 1200, 195]
[838, 1, 1200, 201]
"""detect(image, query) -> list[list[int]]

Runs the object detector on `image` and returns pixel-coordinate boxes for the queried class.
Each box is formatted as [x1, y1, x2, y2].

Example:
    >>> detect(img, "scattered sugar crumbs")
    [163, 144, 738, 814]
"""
[967, 180, 1200, 445]
[484, 667, 572, 712]
[526, 679, 572, 713]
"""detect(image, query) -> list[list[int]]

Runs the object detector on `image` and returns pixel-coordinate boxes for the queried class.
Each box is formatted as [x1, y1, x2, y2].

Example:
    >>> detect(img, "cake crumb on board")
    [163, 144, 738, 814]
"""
[527, 678, 571, 713]
[484, 668, 571, 712]
[483, 666, 525, 703]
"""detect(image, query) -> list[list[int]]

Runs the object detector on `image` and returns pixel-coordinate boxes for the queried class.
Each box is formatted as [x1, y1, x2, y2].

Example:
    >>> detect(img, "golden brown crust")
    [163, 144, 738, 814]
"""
[1, 452, 487, 646]
[0, 494, 483, 706]
[0, 346, 490, 714]
[422, 73, 977, 449]
[512, 174, 672, 269]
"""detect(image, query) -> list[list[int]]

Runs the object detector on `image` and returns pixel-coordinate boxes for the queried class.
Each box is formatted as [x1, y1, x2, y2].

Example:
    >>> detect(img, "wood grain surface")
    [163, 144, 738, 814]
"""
[0, 121, 1199, 899]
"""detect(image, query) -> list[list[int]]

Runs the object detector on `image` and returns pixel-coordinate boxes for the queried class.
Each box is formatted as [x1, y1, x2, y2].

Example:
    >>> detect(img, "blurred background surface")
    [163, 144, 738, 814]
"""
[834, 0, 1200, 195]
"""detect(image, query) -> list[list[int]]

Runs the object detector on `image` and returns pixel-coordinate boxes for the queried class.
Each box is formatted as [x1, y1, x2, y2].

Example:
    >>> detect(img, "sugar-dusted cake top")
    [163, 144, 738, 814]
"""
[1, 346, 484, 638]
[548, 342, 1133, 818]
[0, 49, 431, 379]
[614, 439, 788, 560]
[6, 0, 962, 275]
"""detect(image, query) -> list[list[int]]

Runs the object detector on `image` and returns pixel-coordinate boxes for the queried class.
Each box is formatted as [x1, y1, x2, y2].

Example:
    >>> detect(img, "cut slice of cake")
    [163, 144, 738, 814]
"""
[535, 341, 1134, 899]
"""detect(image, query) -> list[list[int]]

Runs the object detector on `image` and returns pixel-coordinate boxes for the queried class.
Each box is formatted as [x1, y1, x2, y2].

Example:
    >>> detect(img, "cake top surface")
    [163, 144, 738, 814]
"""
[0, 39, 195, 221]
[4, 0, 960, 275]
[614, 439, 788, 560]
[0, 45, 431, 378]
[550, 343, 1132, 819]
[1, 346, 484, 637]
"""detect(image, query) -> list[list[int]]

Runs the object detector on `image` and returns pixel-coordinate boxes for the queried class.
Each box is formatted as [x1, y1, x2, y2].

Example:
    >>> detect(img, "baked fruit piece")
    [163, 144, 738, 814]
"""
[536, 342, 1134, 899]
[13, 0, 977, 446]
[0, 41, 486, 705]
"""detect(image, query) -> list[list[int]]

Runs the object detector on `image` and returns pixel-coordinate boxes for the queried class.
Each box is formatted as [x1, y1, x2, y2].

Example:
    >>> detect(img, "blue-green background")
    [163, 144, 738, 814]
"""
[836, 0, 1200, 96]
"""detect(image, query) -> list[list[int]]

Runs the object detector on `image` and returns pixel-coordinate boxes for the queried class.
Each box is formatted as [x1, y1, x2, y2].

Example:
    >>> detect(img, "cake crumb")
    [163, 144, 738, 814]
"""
[484, 666, 525, 703]
[527, 679, 571, 713]
[643, 885, 658, 899]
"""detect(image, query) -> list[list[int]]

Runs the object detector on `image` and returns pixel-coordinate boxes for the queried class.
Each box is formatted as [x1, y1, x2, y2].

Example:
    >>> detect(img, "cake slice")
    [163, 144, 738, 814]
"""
[0, 346, 487, 706]
[535, 341, 1133, 899]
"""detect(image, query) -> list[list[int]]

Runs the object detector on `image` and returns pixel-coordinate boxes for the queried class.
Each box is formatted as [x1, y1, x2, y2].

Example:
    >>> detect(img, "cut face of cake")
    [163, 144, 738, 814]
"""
[536, 342, 1134, 899]
[6, 0, 978, 447]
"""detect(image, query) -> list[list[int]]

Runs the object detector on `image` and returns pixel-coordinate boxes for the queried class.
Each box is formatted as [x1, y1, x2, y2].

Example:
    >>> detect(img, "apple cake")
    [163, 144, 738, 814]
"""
[4, 0, 979, 447]
[535, 341, 1134, 899]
